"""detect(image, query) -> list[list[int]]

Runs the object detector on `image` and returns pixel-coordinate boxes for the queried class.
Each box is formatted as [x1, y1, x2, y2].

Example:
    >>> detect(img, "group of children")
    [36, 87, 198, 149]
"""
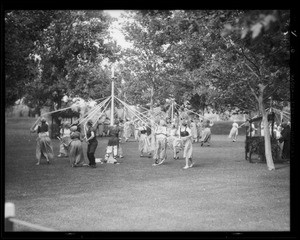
[30, 114, 215, 170]
[134, 117, 214, 169]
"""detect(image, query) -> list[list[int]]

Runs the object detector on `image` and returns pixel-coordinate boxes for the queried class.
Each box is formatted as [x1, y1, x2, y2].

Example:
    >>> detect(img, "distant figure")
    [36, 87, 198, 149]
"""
[260, 121, 265, 136]
[278, 122, 290, 161]
[167, 123, 182, 160]
[190, 119, 198, 143]
[117, 119, 124, 158]
[30, 117, 54, 165]
[138, 121, 151, 158]
[123, 119, 132, 142]
[133, 119, 140, 142]
[196, 119, 202, 143]
[228, 120, 239, 142]
[200, 120, 214, 146]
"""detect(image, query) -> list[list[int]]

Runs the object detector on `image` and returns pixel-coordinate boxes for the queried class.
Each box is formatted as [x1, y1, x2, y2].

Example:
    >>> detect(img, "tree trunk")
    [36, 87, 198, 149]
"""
[258, 84, 275, 170]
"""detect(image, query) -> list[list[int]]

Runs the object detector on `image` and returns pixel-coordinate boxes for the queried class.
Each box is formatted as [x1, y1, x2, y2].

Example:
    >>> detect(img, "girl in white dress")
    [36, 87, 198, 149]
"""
[228, 120, 239, 142]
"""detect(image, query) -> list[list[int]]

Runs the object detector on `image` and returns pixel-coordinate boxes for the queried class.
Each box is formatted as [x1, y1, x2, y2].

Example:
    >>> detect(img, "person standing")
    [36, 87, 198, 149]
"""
[200, 120, 214, 146]
[69, 126, 85, 167]
[123, 119, 132, 142]
[104, 120, 121, 164]
[167, 123, 182, 159]
[133, 119, 140, 142]
[178, 120, 193, 169]
[138, 121, 151, 157]
[278, 122, 290, 161]
[58, 121, 71, 157]
[228, 120, 239, 142]
[196, 119, 202, 143]
[153, 120, 168, 166]
[85, 120, 98, 168]
[248, 121, 257, 137]
[117, 119, 124, 158]
[190, 119, 198, 143]
[30, 117, 54, 165]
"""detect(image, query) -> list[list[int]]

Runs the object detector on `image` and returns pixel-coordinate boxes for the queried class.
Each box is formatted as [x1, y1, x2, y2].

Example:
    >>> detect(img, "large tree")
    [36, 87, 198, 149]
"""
[5, 10, 119, 112]
[209, 10, 290, 170]
[5, 10, 54, 108]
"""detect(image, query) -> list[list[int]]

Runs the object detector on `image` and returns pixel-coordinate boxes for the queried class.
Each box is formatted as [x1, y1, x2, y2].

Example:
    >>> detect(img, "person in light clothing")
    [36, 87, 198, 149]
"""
[68, 126, 85, 167]
[133, 119, 140, 142]
[167, 123, 182, 159]
[153, 120, 168, 166]
[228, 120, 239, 142]
[58, 121, 71, 157]
[190, 119, 198, 143]
[196, 119, 203, 143]
[123, 119, 132, 142]
[178, 120, 193, 169]
[138, 122, 152, 157]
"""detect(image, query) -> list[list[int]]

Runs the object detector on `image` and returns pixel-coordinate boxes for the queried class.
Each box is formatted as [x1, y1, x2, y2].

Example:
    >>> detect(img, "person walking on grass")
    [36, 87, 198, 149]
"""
[152, 119, 168, 166]
[167, 123, 182, 160]
[178, 120, 194, 169]
[68, 125, 86, 167]
[30, 117, 54, 165]
[85, 120, 98, 168]
[228, 120, 239, 142]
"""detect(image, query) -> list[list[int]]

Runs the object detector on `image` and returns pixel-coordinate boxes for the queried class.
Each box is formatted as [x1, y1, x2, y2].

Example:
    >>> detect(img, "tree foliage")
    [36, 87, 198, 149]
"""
[5, 10, 119, 110]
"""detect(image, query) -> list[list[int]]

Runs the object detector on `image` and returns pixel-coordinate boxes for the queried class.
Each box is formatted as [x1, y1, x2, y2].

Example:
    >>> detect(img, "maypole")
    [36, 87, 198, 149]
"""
[110, 64, 115, 126]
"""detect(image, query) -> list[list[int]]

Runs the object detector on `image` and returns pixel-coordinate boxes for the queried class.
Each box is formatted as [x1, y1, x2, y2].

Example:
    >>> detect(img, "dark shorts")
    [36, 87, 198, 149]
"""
[108, 137, 119, 146]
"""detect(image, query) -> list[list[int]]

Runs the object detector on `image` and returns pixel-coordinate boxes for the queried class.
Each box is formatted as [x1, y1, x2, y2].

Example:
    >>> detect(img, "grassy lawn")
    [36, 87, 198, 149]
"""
[5, 117, 290, 232]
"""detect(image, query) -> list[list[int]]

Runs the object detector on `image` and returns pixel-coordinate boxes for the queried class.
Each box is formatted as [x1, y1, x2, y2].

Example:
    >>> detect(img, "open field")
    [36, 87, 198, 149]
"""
[5, 117, 290, 232]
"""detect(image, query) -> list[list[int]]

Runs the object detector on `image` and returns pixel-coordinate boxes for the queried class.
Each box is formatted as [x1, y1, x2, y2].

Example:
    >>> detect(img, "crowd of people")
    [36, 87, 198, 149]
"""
[30, 112, 290, 170]
[30, 113, 217, 170]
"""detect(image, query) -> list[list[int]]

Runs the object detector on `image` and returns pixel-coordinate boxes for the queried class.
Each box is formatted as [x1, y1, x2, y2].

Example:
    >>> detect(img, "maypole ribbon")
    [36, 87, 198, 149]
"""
[83, 98, 112, 139]
[115, 97, 159, 130]
[92, 98, 112, 127]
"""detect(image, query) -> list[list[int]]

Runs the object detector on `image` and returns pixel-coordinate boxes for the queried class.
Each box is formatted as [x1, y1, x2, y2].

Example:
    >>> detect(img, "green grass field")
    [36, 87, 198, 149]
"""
[5, 117, 290, 232]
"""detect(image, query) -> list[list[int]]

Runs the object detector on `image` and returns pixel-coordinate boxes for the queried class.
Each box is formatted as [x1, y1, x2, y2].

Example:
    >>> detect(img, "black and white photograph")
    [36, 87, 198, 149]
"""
[2, 6, 295, 237]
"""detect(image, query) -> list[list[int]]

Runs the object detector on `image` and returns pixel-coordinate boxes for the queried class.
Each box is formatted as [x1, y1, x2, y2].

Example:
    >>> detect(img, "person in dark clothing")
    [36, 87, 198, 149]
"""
[30, 117, 54, 165]
[279, 122, 290, 161]
[104, 120, 121, 164]
[85, 120, 98, 168]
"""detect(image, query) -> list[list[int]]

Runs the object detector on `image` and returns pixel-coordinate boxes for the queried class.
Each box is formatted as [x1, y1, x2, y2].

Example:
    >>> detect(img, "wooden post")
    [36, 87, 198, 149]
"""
[5, 202, 15, 231]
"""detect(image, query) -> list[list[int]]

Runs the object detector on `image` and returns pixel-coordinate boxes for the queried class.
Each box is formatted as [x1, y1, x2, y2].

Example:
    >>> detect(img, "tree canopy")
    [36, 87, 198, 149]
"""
[5, 9, 291, 116]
